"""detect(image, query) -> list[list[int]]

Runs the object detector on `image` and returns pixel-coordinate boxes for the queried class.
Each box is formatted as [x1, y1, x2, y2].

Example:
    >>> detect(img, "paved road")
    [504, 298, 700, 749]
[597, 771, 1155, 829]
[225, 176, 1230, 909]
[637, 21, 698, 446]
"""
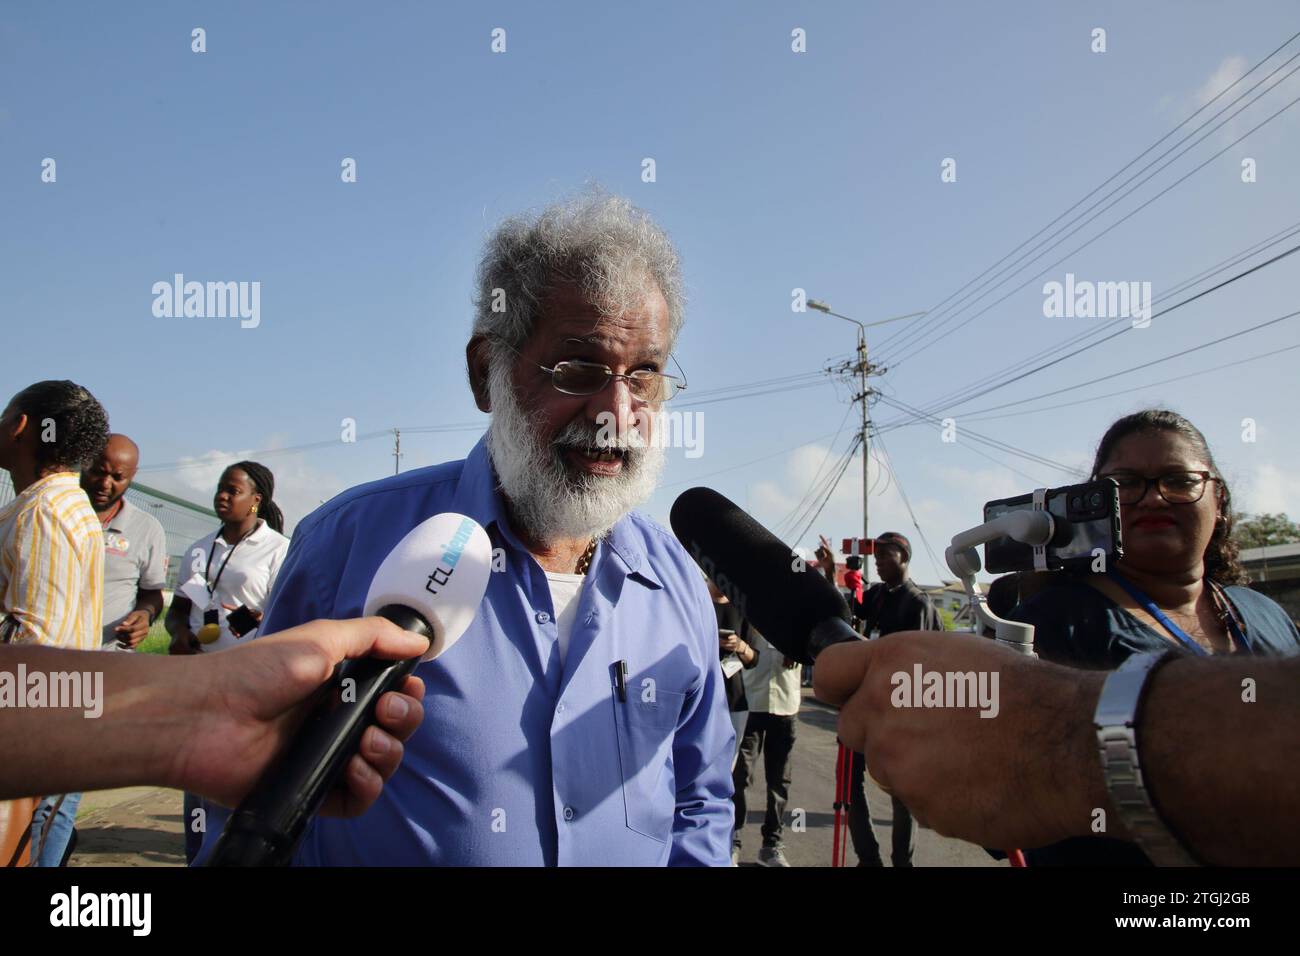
[733, 689, 1004, 868]
[68, 690, 1002, 868]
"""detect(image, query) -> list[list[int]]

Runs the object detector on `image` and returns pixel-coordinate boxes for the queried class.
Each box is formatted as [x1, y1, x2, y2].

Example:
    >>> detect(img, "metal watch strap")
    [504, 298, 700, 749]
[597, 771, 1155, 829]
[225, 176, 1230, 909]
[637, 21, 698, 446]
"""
[1093, 649, 1201, 866]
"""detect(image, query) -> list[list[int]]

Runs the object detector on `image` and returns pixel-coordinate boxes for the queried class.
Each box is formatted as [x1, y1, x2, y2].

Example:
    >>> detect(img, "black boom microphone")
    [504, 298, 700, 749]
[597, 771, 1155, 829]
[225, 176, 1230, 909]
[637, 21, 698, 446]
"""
[670, 487, 863, 665]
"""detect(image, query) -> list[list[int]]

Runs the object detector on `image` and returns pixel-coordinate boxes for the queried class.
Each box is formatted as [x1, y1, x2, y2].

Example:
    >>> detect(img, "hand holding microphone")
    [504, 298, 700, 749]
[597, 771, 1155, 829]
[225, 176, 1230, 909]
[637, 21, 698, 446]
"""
[671, 487, 1108, 853]
[173, 616, 430, 815]
[205, 512, 492, 866]
[816, 632, 1110, 851]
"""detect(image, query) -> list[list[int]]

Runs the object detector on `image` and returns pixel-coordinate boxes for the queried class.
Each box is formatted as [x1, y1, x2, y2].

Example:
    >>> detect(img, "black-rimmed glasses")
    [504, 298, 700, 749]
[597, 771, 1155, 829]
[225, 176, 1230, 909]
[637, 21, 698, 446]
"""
[1098, 471, 1220, 506]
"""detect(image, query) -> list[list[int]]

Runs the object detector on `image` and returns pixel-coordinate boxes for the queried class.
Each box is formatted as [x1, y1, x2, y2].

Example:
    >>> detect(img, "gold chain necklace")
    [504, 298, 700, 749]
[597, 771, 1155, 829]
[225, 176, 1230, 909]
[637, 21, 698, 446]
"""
[575, 538, 598, 575]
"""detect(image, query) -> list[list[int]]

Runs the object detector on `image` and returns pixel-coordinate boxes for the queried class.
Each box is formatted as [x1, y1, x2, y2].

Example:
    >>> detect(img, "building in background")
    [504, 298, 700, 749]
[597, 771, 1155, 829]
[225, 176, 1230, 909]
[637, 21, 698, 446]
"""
[1240, 543, 1300, 625]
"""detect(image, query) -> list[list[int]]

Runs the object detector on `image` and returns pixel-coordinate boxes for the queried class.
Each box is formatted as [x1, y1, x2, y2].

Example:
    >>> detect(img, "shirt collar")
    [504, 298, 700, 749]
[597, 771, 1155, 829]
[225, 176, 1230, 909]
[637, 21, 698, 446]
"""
[20, 471, 79, 499]
[214, 518, 271, 547]
[452, 434, 662, 590]
[102, 496, 134, 530]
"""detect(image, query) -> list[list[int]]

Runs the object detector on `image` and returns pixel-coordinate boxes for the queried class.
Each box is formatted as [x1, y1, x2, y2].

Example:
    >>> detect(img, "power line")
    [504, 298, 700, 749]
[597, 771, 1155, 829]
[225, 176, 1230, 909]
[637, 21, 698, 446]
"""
[675, 377, 830, 410]
[874, 394, 1083, 476]
[791, 434, 862, 548]
[874, 33, 1300, 364]
[921, 218, 1300, 412]
[941, 306, 1300, 419]
[136, 422, 485, 472]
[959, 341, 1300, 425]
[776, 434, 861, 541]
[886, 83, 1300, 368]
[659, 424, 849, 489]
[901, 238, 1300, 419]
[872, 430, 948, 584]
[872, 28, 1300, 358]
[768, 402, 859, 535]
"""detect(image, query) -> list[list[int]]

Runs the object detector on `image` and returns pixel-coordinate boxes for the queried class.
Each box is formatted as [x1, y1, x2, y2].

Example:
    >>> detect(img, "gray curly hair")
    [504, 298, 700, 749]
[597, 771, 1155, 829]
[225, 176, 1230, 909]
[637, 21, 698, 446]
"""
[471, 189, 685, 362]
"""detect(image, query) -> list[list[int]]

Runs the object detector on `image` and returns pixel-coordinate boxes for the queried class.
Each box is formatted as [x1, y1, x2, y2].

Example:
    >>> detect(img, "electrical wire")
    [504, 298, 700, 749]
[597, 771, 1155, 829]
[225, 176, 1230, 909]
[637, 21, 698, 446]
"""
[899, 238, 1300, 419]
[886, 83, 1300, 368]
[873, 28, 1300, 357]
[958, 341, 1300, 425]
[873, 430, 948, 584]
[874, 33, 1300, 364]
[921, 218, 1300, 412]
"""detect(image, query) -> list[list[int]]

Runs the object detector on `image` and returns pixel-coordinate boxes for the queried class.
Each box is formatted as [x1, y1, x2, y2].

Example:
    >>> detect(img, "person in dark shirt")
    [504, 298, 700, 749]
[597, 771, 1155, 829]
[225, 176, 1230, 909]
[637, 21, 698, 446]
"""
[708, 578, 759, 770]
[848, 531, 942, 867]
[1009, 409, 1299, 866]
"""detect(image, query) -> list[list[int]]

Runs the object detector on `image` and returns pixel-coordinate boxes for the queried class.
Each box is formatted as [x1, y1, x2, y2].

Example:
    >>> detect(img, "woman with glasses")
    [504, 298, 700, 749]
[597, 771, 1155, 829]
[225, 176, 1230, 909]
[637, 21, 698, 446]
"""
[1010, 409, 1297, 670]
[1007, 408, 1297, 865]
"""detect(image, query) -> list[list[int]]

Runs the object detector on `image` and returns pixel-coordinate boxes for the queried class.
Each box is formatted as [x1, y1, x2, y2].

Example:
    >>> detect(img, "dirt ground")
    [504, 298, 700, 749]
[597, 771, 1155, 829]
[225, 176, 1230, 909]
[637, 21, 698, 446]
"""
[68, 786, 185, 867]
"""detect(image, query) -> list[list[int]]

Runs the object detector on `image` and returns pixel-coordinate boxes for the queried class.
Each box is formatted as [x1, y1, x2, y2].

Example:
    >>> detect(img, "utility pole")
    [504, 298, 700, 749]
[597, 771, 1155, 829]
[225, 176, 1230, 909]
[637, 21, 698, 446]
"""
[392, 428, 403, 475]
[808, 300, 925, 586]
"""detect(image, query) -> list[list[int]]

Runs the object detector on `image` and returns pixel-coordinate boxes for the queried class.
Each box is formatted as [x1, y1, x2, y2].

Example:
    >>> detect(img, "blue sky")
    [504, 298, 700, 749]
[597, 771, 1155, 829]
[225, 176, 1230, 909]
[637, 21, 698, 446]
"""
[4, 1, 1299, 584]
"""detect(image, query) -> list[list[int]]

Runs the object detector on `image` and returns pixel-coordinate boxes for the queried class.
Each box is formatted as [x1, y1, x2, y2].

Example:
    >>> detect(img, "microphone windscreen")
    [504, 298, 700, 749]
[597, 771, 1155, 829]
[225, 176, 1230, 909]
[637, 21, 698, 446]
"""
[670, 487, 850, 663]
[363, 512, 492, 661]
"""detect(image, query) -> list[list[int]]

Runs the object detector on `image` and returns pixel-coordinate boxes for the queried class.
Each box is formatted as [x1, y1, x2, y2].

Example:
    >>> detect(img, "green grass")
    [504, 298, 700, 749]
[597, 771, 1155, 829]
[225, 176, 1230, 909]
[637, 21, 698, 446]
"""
[137, 614, 171, 655]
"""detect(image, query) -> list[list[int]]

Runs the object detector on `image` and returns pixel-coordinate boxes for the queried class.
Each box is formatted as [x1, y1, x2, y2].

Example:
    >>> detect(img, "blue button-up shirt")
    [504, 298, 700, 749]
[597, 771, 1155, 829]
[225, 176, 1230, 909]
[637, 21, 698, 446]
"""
[206, 435, 734, 866]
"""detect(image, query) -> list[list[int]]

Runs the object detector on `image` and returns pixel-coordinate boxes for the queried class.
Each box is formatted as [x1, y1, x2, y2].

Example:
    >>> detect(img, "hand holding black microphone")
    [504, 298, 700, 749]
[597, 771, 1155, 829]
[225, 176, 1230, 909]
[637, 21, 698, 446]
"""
[205, 512, 492, 866]
[672, 487, 1300, 865]
[671, 487, 1110, 851]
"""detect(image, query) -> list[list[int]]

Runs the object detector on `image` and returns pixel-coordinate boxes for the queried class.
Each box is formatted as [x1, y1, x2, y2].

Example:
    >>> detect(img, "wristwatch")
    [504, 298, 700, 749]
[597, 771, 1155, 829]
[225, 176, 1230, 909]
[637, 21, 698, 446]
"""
[1093, 649, 1201, 866]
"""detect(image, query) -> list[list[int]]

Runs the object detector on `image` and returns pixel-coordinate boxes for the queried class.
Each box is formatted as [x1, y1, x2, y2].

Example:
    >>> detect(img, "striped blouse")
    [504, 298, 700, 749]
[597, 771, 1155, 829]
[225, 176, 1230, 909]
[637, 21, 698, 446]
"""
[0, 471, 104, 650]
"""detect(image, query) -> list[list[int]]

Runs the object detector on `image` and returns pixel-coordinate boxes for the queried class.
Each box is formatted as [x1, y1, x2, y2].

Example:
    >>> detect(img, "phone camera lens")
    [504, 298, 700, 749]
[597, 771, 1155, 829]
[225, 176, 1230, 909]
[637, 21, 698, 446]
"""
[1089, 492, 1102, 508]
[1070, 496, 1082, 510]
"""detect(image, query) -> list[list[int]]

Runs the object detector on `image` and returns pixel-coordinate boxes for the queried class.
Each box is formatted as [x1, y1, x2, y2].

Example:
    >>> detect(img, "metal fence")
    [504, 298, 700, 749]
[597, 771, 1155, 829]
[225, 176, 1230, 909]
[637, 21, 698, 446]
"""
[0, 472, 220, 590]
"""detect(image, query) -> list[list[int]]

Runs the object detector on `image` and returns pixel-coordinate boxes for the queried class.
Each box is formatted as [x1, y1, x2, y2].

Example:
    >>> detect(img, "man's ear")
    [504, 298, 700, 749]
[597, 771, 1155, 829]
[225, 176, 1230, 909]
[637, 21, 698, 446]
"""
[466, 337, 492, 413]
[7, 411, 29, 443]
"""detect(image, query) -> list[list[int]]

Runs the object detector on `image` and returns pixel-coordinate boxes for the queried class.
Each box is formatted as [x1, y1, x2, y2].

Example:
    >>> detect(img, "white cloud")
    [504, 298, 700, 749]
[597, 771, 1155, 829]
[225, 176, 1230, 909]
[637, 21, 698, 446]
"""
[1195, 55, 1249, 110]
[1235, 461, 1300, 516]
[151, 446, 348, 535]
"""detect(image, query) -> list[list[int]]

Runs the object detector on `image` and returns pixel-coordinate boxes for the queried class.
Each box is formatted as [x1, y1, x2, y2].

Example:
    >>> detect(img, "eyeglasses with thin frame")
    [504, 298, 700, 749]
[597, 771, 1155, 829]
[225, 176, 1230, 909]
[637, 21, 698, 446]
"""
[1098, 470, 1221, 506]
[493, 339, 688, 403]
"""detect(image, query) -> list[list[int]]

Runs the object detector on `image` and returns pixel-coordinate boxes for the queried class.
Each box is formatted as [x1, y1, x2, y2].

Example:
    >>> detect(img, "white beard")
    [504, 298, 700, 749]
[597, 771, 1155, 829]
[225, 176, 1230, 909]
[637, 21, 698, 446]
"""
[485, 359, 665, 543]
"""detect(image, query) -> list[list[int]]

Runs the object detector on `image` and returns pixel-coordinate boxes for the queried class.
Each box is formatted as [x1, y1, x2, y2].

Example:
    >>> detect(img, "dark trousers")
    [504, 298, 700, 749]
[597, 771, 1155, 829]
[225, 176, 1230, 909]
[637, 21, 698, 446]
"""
[847, 750, 914, 867]
[732, 711, 796, 849]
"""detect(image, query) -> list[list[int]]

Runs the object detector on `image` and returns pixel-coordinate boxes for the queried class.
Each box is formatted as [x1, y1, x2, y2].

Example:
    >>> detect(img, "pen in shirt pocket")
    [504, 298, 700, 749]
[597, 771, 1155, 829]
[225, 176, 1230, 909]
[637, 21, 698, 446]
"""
[614, 659, 628, 701]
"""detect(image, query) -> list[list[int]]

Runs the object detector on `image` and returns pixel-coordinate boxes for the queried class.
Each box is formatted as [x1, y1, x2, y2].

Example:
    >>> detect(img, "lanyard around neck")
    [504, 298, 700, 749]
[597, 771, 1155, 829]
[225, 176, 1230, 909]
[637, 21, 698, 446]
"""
[206, 523, 258, 597]
[1106, 569, 1246, 655]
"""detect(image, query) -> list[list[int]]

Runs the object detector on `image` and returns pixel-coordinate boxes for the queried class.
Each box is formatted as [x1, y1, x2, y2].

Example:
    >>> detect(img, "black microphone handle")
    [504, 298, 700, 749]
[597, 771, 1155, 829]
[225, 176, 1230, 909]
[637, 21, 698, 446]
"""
[808, 616, 867, 661]
[205, 604, 431, 866]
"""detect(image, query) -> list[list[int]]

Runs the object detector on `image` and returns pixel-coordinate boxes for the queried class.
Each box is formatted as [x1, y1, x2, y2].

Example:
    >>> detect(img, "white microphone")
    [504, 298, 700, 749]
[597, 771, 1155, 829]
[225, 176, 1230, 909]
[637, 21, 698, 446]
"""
[363, 511, 493, 662]
[207, 512, 492, 866]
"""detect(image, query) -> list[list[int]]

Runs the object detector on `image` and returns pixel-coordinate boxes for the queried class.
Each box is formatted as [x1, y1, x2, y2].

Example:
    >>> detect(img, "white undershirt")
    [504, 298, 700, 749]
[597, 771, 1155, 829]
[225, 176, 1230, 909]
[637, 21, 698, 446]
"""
[544, 571, 586, 666]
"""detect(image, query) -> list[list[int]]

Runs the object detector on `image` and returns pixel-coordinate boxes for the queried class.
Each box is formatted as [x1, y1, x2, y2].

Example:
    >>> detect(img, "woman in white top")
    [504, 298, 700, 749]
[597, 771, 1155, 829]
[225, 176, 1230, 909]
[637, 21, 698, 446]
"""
[166, 461, 290, 656]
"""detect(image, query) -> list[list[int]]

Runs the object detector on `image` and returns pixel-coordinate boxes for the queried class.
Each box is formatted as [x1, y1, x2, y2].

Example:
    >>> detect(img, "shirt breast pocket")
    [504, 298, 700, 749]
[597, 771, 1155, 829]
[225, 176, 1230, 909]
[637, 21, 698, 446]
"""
[611, 687, 685, 842]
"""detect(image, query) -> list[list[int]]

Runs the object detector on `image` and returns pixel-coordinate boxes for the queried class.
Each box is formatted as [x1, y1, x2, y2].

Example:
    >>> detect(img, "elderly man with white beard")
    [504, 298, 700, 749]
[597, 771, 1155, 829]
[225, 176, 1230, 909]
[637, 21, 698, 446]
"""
[195, 192, 735, 866]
